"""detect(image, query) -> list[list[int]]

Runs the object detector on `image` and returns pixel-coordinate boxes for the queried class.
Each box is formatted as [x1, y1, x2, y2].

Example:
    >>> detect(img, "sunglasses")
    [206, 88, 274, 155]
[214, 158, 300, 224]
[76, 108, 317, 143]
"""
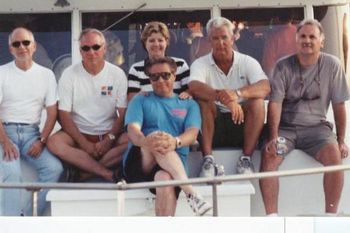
[11, 40, 31, 48]
[148, 72, 173, 82]
[80, 44, 103, 52]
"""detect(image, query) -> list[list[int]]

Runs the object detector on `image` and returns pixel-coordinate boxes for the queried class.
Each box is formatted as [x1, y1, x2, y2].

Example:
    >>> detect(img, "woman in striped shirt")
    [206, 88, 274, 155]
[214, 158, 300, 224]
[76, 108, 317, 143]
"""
[127, 21, 190, 101]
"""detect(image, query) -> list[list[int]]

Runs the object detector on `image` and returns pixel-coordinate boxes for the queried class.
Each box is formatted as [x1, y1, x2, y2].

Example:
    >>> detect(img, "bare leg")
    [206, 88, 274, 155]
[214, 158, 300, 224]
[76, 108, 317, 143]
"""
[154, 170, 177, 216]
[197, 100, 217, 156]
[47, 131, 114, 181]
[315, 144, 343, 213]
[141, 149, 196, 195]
[259, 148, 284, 214]
[243, 98, 265, 156]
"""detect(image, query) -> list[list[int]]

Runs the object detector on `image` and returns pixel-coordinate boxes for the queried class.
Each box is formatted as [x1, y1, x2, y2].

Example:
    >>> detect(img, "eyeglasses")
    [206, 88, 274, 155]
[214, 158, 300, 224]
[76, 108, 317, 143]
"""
[288, 58, 321, 103]
[300, 58, 321, 101]
[80, 44, 103, 52]
[148, 72, 173, 82]
[11, 40, 31, 48]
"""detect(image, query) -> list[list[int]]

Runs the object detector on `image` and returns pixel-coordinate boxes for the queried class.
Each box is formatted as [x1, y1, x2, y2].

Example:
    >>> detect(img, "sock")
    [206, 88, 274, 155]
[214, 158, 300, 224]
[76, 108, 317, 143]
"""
[266, 213, 278, 217]
[204, 155, 214, 162]
[241, 155, 251, 160]
[325, 212, 337, 217]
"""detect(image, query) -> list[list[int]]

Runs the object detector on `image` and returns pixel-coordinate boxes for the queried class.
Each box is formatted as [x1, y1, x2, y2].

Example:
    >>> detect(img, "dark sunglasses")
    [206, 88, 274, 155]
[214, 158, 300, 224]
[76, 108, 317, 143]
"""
[11, 40, 31, 48]
[80, 44, 103, 52]
[148, 72, 173, 82]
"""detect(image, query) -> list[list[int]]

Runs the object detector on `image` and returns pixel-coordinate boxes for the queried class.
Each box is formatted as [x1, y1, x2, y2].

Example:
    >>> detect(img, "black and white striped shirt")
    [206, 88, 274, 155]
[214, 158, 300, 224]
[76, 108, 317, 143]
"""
[127, 57, 190, 94]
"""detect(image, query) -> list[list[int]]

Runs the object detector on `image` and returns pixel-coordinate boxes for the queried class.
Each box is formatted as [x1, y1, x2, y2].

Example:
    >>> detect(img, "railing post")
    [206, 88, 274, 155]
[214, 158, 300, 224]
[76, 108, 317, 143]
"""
[211, 182, 218, 217]
[30, 188, 40, 216]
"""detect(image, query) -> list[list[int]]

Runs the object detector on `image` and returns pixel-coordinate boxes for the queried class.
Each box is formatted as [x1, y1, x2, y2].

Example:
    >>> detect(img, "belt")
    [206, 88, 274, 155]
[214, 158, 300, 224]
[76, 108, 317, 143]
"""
[81, 133, 108, 143]
[3, 122, 33, 126]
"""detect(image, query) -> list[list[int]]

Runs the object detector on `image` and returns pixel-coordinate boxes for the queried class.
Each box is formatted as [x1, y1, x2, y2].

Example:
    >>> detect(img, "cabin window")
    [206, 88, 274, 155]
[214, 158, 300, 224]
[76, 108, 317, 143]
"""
[221, 8, 304, 77]
[82, 10, 211, 71]
[0, 13, 71, 80]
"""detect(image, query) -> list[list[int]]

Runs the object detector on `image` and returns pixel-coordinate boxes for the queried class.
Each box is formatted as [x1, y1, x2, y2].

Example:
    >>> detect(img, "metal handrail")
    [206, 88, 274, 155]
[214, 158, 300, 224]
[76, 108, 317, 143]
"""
[1, 164, 350, 216]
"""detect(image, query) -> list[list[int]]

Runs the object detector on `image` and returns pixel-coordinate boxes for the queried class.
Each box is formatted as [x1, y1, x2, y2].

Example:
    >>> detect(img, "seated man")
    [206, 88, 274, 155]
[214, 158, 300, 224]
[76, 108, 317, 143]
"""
[0, 27, 63, 216]
[122, 57, 212, 216]
[259, 19, 349, 216]
[188, 17, 270, 176]
[47, 28, 128, 182]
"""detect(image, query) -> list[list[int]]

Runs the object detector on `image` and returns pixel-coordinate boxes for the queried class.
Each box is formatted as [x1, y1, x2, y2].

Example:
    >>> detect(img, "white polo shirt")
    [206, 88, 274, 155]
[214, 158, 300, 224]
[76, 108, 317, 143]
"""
[58, 61, 127, 135]
[189, 50, 267, 112]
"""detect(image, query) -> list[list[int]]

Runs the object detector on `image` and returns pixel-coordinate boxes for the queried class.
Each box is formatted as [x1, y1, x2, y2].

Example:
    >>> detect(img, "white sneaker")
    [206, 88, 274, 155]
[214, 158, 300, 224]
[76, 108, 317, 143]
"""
[236, 156, 254, 174]
[186, 193, 212, 216]
[199, 156, 216, 177]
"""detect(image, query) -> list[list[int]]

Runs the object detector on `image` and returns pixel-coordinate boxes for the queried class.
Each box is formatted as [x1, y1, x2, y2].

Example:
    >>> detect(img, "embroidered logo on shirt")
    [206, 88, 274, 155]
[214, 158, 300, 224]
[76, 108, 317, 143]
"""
[171, 109, 187, 118]
[101, 86, 113, 96]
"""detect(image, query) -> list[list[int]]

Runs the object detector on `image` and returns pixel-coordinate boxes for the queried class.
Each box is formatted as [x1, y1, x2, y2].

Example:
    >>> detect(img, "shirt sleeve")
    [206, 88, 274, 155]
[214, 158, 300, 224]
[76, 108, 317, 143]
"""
[115, 68, 128, 108]
[188, 58, 208, 84]
[127, 63, 142, 94]
[125, 94, 144, 127]
[269, 62, 287, 103]
[45, 70, 58, 107]
[176, 59, 190, 87]
[184, 100, 201, 130]
[57, 68, 73, 112]
[330, 59, 350, 104]
[244, 55, 268, 84]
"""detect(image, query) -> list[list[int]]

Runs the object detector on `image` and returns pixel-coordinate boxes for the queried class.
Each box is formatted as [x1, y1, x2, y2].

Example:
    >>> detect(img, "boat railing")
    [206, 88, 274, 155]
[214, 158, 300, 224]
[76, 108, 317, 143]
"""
[1, 164, 350, 216]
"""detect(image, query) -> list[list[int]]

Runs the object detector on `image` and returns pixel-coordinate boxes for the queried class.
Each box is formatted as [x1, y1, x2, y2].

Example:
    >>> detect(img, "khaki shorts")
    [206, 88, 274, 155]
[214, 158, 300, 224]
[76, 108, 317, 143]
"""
[278, 121, 337, 157]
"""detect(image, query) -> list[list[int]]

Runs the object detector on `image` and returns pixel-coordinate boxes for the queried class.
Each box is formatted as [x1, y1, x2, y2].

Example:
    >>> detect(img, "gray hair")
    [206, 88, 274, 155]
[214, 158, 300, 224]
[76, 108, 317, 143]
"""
[79, 28, 106, 45]
[206, 17, 234, 37]
[8, 27, 35, 45]
[297, 18, 325, 41]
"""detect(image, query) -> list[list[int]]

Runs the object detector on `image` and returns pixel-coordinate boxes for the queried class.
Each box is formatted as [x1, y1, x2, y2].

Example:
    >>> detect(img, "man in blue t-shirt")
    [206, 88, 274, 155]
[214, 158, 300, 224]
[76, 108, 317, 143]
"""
[122, 57, 212, 216]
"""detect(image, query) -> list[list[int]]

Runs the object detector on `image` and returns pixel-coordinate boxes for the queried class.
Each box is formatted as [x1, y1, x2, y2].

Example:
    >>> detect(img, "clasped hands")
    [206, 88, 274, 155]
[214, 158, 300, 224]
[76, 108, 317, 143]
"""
[80, 138, 113, 160]
[142, 131, 176, 156]
[216, 89, 244, 124]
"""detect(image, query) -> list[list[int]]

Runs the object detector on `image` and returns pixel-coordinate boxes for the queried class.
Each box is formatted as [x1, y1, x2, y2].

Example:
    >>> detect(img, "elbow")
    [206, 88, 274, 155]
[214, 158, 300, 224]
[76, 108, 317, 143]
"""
[188, 81, 199, 96]
[262, 81, 271, 98]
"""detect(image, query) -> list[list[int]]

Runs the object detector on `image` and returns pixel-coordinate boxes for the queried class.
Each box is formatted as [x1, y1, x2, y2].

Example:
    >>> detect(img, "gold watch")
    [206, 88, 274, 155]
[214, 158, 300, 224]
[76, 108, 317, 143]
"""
[107, 133, 116, 141]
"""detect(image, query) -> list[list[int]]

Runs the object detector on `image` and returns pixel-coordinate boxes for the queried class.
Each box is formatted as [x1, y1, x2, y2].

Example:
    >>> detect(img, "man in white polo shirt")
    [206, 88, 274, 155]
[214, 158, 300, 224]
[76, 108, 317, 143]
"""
[0, 27, 63, 216]
[188, 17, 270, 176]
[47, 28, 128, 182]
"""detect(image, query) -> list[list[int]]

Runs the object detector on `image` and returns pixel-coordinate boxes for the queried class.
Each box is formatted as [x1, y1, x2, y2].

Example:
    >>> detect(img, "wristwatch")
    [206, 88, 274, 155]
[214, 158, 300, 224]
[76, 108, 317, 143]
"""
[107, 133, 116, 141]
[175, 137, 182, 149]
[39, 136, 47, 144]
[235, 89, 242, 98]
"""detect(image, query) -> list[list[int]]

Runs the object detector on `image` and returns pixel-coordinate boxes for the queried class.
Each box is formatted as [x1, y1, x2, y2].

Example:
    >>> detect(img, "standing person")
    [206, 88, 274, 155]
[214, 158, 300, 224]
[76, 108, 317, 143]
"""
[188, 17, 270, 177]
[47, 28, 128, 182]
[0, 27, 63, 216]
[259, 19, 349, 216]
[122, 57, 212, 216]
[127, 21, 190, 101]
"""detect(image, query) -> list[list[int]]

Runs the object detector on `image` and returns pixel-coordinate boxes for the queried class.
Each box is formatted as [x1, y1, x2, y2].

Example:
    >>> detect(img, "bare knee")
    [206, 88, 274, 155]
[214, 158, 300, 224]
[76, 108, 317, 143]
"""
[154, 170, 173, 182]
[47, 131, 72, 156]
[245, 98, 265, 115]
[260, 149, 283, 172]
[316, 144, 342, 166]
[154, 170, 175, 196]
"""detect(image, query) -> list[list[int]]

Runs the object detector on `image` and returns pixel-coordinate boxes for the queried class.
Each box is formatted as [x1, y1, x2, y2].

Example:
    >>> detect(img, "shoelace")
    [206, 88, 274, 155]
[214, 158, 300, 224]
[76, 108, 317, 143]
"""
[241, 158, 251, 168]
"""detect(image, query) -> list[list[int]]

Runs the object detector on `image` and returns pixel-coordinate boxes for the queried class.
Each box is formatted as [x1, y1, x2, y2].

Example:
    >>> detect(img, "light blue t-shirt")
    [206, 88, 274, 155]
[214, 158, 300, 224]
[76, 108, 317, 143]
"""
[123, 92, 201, 171]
